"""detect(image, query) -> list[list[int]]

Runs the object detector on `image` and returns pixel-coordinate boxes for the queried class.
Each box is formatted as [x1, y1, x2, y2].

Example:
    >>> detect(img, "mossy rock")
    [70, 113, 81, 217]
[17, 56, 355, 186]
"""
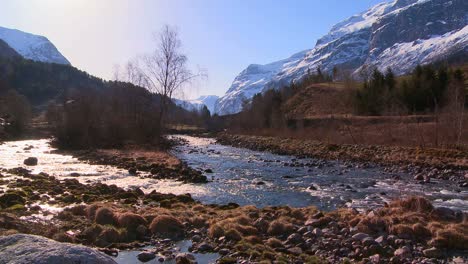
[0, 193, 26, 208]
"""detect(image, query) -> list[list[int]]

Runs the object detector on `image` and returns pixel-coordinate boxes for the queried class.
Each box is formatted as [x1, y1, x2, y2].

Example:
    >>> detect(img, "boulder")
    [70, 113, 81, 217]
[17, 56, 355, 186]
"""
[23, 157, 38, 166]
[137, 251, 156, 262]
[0, 234, 116, 264]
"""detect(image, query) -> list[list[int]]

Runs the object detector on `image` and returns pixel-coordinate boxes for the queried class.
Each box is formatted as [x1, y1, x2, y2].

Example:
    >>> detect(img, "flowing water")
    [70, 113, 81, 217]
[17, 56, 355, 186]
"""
[0, 136, 466, 212]
[1, 136, 466, 263]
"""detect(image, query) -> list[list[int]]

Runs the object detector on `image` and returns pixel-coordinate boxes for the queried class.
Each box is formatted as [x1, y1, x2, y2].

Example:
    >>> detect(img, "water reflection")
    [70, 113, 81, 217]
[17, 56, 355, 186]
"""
[0, 137, 466, 212]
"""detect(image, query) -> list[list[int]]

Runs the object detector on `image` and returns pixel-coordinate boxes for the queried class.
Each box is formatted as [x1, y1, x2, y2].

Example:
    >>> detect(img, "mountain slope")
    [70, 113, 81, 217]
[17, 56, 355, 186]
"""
[215, 0, 468, 115]
[0, 39, 21, 59]
[0, 26, 70, 65]
[214, 50, 309, 115]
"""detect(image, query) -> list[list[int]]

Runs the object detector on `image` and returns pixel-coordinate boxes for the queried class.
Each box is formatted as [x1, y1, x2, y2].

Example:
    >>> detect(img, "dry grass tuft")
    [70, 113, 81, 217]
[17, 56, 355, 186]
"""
[116, 213, 147, 231]
[94, 207, 115, 225]
[430, 223, 468, 250]
[267, 219, 294, 236]
[225, 229, 242, 241]
[85, 204, 100, 220]
[68, 204, 87, 216]
[265, 237, 283, 248]
[149, 215, 184, 238]
[390, 196, 434, 213]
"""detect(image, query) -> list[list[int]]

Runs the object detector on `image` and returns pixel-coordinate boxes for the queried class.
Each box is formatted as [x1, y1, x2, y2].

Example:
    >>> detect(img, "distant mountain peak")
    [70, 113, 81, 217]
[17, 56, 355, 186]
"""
[0, 26, 70, 65]
[174, 95, 220, 114]
[214, 0, 467, 115]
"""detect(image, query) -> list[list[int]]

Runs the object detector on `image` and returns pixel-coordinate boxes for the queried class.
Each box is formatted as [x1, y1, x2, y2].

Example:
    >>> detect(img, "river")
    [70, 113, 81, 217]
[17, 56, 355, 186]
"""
[0, 136, 466, 212]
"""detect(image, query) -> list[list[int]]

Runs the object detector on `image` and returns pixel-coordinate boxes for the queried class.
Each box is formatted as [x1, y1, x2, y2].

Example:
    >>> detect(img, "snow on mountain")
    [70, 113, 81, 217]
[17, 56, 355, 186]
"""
[214, 50, 309, 116]
[0, 26, 70, 65]
[215, 0, 468, 115]
[174, 95, 220, 114]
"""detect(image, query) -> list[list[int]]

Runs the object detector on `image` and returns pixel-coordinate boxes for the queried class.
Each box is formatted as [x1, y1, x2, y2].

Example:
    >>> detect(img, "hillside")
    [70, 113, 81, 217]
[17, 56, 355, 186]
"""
[0, 57, 105, 107]
[282, 83, 352, 119]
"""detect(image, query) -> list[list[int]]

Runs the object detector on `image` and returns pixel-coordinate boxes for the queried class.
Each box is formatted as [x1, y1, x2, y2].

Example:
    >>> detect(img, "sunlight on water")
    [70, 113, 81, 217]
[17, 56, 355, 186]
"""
[0, 137, 466, 212]
[0, 139, 210, 199]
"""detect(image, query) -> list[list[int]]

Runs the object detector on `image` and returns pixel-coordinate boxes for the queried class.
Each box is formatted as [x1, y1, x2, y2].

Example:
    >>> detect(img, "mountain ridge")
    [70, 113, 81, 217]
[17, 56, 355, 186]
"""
[215, 0, 468, 115]
[0, 26, 70, 65]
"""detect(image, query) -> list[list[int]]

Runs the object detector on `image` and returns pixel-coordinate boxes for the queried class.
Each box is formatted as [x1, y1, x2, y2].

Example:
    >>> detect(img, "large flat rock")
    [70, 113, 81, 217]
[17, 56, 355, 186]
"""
[0, 234, 116, 264]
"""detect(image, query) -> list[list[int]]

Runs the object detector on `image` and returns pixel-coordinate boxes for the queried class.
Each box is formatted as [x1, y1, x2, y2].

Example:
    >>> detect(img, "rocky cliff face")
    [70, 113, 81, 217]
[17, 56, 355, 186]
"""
[215, 0, 468, 115]
[0, 26, 70, 65]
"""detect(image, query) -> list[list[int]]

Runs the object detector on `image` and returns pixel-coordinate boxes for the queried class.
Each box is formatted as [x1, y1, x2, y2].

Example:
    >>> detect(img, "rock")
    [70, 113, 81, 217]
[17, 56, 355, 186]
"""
[375, 235, 386, 245]
[369, 254, 380, 263]
[287, 247, 303, 255]
[312, 211, 324, 219]
[128, 167, 137, 175]
[197, 242, 214, 252]
[23, 157, 38, 166]
[394, 246, 411, 259]
[431, 207, 456, 220]
[362, 237, 376, 246]
[219, 248, 230, 256]
[305, 217, 331, 227]
[413, 174, 424, 181]
[137, 251, 156, 262]
[352, 233, 370, 241]
[175, 253, 196, 264]
[191, 234, 201, 242]
[286, 233, 303, 244]
[312, 228, 322, 236]
[0, 234, 116, 264]
[423, 247, 443, 259]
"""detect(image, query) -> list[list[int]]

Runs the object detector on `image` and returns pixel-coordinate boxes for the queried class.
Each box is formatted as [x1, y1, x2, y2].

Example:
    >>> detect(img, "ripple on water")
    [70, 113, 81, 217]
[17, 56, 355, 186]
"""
[1, 137, 467, 212]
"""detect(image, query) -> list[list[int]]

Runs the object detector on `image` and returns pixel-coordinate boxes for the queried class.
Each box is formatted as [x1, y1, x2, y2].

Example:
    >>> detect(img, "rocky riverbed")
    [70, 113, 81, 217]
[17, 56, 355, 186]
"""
[0, 137, 467, 263]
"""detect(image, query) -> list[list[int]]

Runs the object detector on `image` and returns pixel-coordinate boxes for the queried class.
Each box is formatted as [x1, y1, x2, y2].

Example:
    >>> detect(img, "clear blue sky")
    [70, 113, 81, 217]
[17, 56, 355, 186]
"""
[0, 0, 386, 99]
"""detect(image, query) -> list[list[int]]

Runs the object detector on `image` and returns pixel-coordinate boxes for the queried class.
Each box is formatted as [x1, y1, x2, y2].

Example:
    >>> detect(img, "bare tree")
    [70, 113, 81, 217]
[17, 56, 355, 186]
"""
[113, 59, 148, 87]
[137, 25, 204, 128]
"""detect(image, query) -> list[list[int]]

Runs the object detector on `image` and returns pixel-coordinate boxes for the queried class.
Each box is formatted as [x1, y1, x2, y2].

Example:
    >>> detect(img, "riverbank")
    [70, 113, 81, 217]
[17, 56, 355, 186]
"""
[61, 146, 208, 184]
[217, 133, 468, 179]
[0, 138, 467, 263]
[0, 166, 466, 263]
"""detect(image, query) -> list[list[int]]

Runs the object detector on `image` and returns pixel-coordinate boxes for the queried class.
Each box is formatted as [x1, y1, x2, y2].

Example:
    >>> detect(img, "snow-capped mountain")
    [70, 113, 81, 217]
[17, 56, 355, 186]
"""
[215, 0, 468, 115]
[0, 26, 70, 65]
[214, 50, 309, 115]
[174, 95, 220, 114]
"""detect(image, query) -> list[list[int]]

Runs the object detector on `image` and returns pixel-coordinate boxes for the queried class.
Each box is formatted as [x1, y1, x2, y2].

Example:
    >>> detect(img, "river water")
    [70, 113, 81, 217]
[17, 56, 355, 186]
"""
[0, 136, 466, 212]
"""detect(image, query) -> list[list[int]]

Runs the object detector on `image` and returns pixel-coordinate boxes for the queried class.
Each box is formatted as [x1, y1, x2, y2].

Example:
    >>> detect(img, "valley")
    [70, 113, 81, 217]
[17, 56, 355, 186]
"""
[0, 0, 467, 263]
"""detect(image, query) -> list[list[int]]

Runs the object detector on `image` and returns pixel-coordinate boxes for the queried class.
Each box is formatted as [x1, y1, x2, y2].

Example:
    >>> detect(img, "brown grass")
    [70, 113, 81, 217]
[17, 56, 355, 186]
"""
[94, 207, 115, 225]
[267, 219, 295, 236]
[265, 237, 283, 248]
[116, 212, 147, 231]
[149, 215, 184, 238]
[390, 196, 434, 213]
